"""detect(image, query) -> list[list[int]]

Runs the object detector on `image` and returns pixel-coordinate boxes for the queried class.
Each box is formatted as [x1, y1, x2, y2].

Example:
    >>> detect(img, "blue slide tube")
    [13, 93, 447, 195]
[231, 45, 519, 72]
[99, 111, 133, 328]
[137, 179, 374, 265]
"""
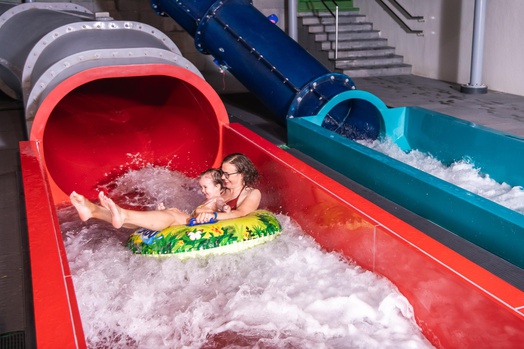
[151, 0, 382, 139]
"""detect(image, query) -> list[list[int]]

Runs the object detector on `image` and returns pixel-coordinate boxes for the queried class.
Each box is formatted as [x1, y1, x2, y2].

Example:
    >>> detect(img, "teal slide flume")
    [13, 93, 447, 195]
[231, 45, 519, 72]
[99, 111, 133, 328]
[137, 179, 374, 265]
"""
[288, 91, 524, 268]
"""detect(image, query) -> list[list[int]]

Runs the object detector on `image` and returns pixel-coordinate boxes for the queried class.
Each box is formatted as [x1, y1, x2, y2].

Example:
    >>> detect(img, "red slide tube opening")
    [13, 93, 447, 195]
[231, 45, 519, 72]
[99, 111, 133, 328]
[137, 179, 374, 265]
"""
[29, 64, 229, 203]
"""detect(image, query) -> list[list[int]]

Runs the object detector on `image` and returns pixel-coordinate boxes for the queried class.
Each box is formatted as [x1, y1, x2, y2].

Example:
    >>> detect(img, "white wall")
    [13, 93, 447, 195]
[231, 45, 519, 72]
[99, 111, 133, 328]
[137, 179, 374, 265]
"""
[354, 0, 524, 96]
[67, 0, 524, 96]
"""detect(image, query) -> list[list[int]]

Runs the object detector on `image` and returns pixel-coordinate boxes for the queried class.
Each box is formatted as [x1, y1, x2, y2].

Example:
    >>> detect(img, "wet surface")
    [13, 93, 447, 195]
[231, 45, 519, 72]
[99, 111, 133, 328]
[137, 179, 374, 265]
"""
[0, 91, 34, 346]
[352, 75, 524, 137]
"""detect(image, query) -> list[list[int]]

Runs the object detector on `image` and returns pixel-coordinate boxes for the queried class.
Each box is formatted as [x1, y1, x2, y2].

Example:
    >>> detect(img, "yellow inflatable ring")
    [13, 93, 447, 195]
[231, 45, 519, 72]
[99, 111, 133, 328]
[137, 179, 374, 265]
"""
[127, 210, 281, 258]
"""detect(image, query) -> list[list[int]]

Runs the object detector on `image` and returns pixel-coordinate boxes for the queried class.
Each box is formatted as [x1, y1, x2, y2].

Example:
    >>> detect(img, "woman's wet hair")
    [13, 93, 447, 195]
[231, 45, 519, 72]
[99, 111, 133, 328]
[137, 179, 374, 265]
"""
[222, 153, 260, 187]
[199, 168, 226, 191]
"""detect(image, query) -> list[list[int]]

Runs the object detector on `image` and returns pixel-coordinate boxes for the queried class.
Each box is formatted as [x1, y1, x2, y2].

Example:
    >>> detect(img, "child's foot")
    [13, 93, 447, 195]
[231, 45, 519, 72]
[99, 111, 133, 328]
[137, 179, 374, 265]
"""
[70, 191, 94, 221]
[99, 192, 125, 228]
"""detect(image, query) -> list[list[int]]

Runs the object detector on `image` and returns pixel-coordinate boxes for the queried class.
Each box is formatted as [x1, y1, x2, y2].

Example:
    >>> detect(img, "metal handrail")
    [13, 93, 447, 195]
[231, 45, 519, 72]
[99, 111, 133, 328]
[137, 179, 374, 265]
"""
[376, 0, 424, 35]
[318, 0, 340, 59]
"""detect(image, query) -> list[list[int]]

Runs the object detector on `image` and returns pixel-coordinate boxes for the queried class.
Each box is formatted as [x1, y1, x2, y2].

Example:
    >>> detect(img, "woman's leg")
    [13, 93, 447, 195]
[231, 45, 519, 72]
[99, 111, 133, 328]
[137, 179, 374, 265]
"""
[99, 192, 190, 230]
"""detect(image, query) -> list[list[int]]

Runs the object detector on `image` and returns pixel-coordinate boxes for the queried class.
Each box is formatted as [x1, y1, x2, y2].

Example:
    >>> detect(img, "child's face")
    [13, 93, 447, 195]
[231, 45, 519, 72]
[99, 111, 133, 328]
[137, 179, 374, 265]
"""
[199, 175, 222, 199]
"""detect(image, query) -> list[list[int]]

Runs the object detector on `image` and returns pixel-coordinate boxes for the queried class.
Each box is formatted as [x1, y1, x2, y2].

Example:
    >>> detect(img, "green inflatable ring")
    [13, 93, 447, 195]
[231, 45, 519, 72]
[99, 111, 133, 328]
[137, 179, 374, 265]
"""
[127, 210, 281, 258]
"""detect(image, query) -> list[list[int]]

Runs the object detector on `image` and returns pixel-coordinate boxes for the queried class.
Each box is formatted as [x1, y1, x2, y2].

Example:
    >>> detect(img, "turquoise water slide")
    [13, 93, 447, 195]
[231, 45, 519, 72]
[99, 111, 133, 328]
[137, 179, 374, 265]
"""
[289, 90, 524, 268]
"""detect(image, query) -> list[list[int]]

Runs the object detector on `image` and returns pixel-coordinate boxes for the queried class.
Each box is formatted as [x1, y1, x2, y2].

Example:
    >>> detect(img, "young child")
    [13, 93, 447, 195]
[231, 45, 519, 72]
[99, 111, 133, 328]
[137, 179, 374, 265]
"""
[155, 168, 231, 215]
[192, 168, 231, 214]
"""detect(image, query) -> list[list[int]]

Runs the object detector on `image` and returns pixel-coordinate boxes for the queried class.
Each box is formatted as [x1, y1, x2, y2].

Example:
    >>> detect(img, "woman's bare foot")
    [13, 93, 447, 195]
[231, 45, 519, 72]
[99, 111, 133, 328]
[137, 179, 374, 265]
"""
[70, 191, 95, 221]
[98, 192, 125, 229]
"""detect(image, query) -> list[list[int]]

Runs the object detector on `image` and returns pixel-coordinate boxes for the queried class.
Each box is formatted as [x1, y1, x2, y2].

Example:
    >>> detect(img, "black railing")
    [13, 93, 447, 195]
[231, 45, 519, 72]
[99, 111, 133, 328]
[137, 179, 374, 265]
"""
[319, 0, 339, 17]
[390, 0, 424, 20]
[377, 0, 424, 35]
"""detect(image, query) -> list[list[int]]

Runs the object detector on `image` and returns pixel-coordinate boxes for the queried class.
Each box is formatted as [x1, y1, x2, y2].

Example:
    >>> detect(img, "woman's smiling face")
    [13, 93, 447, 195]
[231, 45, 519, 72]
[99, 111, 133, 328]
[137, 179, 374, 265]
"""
[221, 162, 242, 188]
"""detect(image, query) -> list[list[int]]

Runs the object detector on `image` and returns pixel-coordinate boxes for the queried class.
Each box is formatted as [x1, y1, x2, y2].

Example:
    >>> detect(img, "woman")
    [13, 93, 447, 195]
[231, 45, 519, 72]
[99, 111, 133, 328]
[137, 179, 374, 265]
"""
[195, 153, 260, 221]
[70, 153, 261, 230]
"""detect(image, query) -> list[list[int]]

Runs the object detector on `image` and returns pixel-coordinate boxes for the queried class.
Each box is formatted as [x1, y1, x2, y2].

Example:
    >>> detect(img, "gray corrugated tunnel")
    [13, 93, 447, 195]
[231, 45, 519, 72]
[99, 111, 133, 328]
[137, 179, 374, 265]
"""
[0, 2, 229, 200]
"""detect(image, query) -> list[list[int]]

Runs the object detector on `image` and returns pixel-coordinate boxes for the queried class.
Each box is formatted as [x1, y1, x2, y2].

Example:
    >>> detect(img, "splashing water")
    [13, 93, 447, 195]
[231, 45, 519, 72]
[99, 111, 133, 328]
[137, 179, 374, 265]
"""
[359, 138, 524, 214]
[59, 167, 434, 349]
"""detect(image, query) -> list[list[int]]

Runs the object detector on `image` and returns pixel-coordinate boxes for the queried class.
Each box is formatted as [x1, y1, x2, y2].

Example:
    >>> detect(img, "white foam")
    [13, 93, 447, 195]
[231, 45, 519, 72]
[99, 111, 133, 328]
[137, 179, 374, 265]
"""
[59, 167, 434, 348]
[359, 138, 524, 214]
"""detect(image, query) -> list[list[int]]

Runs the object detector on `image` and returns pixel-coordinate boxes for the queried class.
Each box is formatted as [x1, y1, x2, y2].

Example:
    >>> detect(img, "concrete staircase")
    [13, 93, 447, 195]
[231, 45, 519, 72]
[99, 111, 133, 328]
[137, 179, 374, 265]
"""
[298, 10, 412, 78]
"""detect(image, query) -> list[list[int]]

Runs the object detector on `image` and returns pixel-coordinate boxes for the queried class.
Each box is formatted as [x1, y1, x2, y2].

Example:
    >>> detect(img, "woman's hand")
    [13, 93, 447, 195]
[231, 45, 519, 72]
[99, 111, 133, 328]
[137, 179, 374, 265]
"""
[195, 212, 216, 224]
[193, 188, 261, 223]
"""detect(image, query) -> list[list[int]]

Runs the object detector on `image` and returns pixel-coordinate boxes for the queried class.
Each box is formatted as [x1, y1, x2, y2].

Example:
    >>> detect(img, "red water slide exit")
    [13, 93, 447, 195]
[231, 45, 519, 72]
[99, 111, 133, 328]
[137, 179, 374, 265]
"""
[8, 2, 524, 348]
[22, 70, 524, 348]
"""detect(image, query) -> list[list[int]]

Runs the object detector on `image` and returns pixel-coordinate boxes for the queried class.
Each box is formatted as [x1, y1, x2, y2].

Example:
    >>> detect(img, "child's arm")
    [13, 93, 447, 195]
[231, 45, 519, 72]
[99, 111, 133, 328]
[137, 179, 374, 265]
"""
[192, 198, 219, 216]
[216, 197, 231, 213]
[194, 188, 261, 223]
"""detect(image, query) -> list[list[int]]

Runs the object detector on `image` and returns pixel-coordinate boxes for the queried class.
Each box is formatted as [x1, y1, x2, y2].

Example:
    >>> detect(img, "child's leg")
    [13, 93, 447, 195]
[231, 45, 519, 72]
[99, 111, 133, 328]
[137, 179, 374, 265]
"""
[99, 192, 189, 230]
[70, 191, 113, 223]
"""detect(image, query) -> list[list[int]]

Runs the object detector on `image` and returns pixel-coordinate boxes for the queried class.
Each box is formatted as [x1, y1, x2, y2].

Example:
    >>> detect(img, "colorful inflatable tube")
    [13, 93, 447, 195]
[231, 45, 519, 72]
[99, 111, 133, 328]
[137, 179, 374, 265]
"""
[127, 210, 281, 258]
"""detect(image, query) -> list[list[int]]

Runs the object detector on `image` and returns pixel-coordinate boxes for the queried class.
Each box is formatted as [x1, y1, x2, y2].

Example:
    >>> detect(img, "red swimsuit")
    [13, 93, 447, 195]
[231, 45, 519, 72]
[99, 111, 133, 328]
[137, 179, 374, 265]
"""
[226, 186, 245, 210]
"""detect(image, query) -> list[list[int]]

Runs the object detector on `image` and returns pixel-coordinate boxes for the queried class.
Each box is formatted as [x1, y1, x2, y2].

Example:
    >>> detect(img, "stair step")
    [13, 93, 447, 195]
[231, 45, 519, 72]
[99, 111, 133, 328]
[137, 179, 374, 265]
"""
[307, 22, 374, 33]
[341, 64, 412, 78]
[315, 30, 380, 42]
[321, 38, 388, 50]
[300, 14, 366, 25]
[320, 15, 367, 25]
[299, 7, 411, 78]
[324, 23, 376, 33]
[298, 11, 360, 18]
[335, 55, 405, 69]
[328, 47, 396, 59]
[333, 30, 381, 41]
[297, 3, 359, 12]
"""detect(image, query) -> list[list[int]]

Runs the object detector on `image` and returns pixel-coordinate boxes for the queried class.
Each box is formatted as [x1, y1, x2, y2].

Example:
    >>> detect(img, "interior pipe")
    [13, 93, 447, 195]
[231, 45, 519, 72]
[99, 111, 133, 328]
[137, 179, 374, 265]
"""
[461, 0, 488, 94]
[152, 0, 383, 140]
[288, 0, 298, 41]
